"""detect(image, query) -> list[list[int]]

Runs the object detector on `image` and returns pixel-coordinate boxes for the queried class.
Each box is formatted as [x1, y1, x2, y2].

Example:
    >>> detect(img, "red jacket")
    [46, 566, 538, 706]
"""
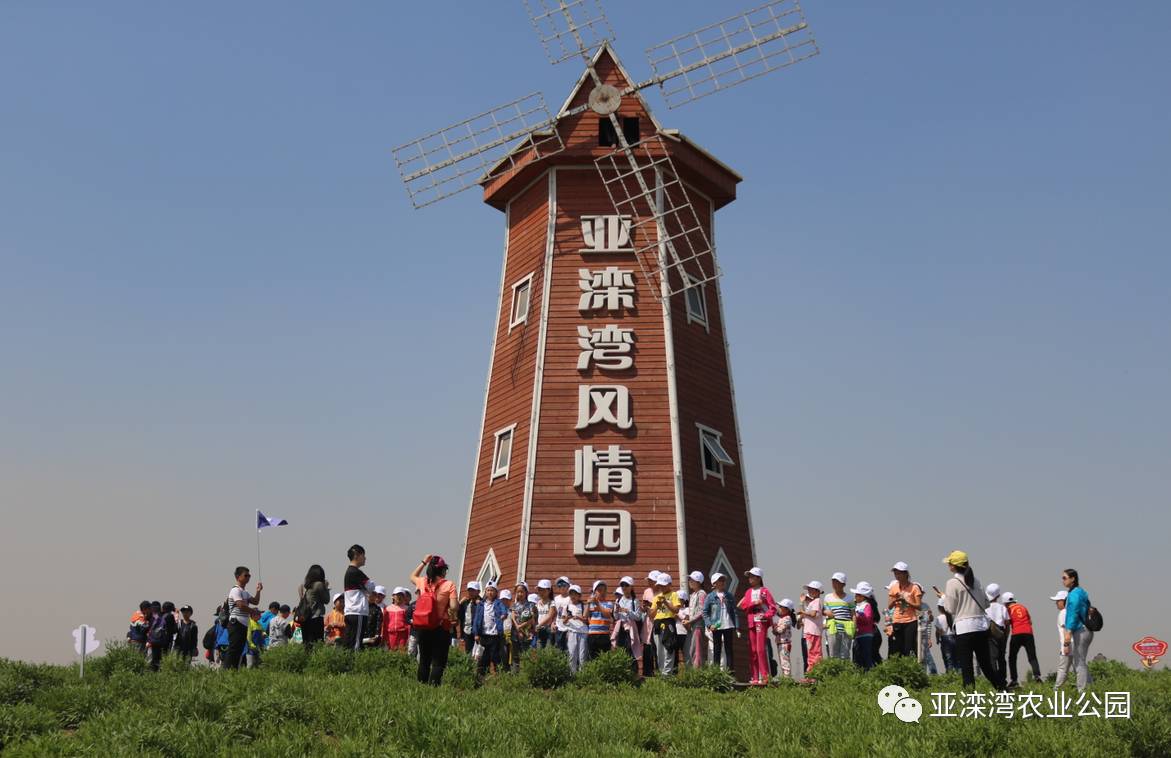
[737, 586, 777, 628]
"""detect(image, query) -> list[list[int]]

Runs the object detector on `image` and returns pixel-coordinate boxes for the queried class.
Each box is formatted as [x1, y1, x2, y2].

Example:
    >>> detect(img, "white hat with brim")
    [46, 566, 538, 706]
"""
[373, 585, 387, 596]
[805, 580, 823, 591]
[711, 572, 726, 583]
[1001, 592, 1015, 604]
[466, 581, 482, 592]
[592, 580, 607, 591]
[619, 576, 634, 586]
[656, 574, 672, 586]
[831, 572, 847, 585]
[849, 582, 873, 597]
[537, 579, 552, 590]
[527, 593, 539, 603]
[615, 587, 625, 596]
[678, 589, 690, 602]
[891, 561, 909, 572]
[393, 587, 410, 597]
[499, 589, 512, 600]
[568, 584, 582, 594]
[985, 583, 1001, 600]
[744, 567, 763, 578]
[1050, 591, 1068, 601]
[331, 593, 342, 604]
[689, 570, 704, 583]
[779, 598, 795, 610]
[647, 570, 661, 581]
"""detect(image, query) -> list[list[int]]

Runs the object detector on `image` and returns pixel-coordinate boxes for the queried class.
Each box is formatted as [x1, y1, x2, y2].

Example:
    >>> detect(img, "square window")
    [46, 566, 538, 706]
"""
[509, 274, 533, 330]
[697, 424, 735, 482]
[491, 425, 516, 480]
[684, 277, 707, 326]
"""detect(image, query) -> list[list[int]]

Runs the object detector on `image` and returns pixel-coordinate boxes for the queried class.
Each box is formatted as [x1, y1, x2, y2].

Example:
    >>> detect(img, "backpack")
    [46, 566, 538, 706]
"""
[1085, 605, 1104, 632]
[216, 592, 233, 626]
[202, 626, 218, 651]
[147, 615, 169, 646]
[413, 581, 442, 631]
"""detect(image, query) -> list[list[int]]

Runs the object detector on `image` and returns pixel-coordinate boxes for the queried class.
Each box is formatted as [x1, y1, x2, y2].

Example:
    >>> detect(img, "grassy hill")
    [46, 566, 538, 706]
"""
[2, 644, 1167, 756]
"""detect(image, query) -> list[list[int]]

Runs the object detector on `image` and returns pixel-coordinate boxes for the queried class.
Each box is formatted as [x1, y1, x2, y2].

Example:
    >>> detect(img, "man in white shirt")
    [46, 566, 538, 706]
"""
[224, 565, 262, 669]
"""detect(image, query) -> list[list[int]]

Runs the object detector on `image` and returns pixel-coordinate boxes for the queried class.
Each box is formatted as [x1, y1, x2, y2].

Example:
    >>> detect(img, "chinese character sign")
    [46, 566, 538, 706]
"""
[580, 215, 633, 253]
[574, 510, 632, 556]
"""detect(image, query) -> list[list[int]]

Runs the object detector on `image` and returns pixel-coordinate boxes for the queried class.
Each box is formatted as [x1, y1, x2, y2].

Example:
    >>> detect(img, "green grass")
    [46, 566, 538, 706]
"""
[1, 648, 1166, 756]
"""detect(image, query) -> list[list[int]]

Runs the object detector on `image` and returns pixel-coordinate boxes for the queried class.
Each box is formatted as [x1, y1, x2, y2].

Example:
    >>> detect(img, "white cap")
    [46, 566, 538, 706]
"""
[656, 573, 672, 586]
[745, 567, 763, 578]
[515, 580, 529, 590]
[466, 581, 482, 592]
[485, 580, 498, 589]
[805, 580, 823, 591]
[499, 589, 512, 600]
[936, 597, 945, 607]
[1050, 590, 1068, 601]
[688, 570, 705, 583]
[373, 585, 387, 596]
[678, 589, 690, 602]
[568, 584, 582, 594]
[592, 579, 607, 591]
[779, 598, 795, 610]
[647, 570, 661, 581]
[849, 581, 873, 597]
[1000, 591, 1015, 603]
[331, 592, 342, 604]
[619, 576, 634, 586]
[537, 579, 552, 590]
[831, 572, 847, 585]
[891, 561, 909, 572]
[527, 593, 539, 603]
[615, 587, 625, 596]
[556, 576, 571, 586]
[985, 583, 1001, 600]
[711, 572, 726, 583]
[392, 586, 410, 597]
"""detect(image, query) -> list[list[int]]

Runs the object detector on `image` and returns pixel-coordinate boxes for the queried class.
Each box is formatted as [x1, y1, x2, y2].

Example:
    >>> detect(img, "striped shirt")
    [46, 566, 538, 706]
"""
[824, 593, 855, 621]
[587, 601, 613, 635]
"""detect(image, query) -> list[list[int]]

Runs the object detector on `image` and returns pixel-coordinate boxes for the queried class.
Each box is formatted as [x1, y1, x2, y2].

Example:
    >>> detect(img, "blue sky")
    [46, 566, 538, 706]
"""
[1, 2, 1168, 667]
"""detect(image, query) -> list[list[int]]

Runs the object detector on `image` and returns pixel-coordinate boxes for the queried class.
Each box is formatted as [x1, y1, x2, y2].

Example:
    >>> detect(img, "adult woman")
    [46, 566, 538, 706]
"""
[410, 554, 457, 685]
[737, 567, 777, 685]
[297, 564, 330, 649]
[887, 561, 923, 658]
[939, 550, 1005, 690]
[1059, 568, 1094, 693]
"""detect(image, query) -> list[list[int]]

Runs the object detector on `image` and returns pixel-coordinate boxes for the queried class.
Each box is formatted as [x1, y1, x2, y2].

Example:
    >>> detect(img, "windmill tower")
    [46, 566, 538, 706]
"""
[393, 1, 818, 667]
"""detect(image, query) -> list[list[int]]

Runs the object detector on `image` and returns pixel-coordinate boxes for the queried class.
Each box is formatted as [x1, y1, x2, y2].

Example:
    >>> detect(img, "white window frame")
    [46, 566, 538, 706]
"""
[683, 273, 708, 330]
[490, 424, 517, 481]
[477, 548, 502, 588]
[710, 547, 739, 596]
[697, 423, 735, 483]
[508, 272, 534, 331]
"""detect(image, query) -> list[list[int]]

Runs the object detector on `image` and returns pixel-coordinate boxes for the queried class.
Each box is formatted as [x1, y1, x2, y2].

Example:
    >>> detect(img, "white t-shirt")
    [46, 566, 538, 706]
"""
[228, 586, 251, 625]
[715, 591, 732, 629]
[935, 615, 951, 636]
[553, 595, 571, 632]
[483, 605, 498, 636]
[986, 601, 1009, 629]
[1057, 609, 1067, 652]
[566, 601, 587, 633]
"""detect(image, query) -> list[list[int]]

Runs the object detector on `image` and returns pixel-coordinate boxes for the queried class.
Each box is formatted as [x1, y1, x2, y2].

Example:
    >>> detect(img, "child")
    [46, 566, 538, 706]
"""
[684, 571, 707, 668]
[325, 593, 346, 645]
[510, 586, 536, 665]
[564, 585, 589, 673]
[919, 601, 938, 674]
[382, 587, 410, 650]
[363, 587, 387, 649]
[1003, 592, 1042, 686]
[175, 605, 199, 664]
[935, 597, 957, 673]
[498, 589, 515, 672]
[585, 580, 614, 661]
[651, 574, 682, 677]
[703, 573, 738, 671]
[675, 589, 690, 669]
[823, 572, 855, 661]
[473, 583, 504, 675]
[799, 580, 825, 672]
[611, 580, 644, 670]
[851, 583, 877, 671]
[458, 581, 482, 654]
[268, 605, 294, 648]
[127, 600, 152, 654]
[534, 581, 554, 649]
[246, 608, 265, 667]
[737, 567, 777, 685]
[1051, 590, 1071, 688]
[771, 598, 796, 680]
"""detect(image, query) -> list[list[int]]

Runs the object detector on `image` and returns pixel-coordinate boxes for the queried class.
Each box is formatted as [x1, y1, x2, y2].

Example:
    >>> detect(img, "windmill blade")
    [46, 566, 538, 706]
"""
[392, 92, 565, 209]
[594, 135, 719, 301]
[645, 0, 819, 109]
[524, 0, 614, 65]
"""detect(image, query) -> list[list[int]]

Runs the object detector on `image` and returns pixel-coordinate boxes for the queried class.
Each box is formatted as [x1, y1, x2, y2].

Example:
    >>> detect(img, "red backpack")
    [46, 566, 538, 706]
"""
[412, 581, 443, 630]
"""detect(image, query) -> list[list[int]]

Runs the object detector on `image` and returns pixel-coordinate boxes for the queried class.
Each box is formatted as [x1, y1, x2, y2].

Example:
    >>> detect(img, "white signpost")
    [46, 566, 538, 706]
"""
[72, 624, 101, 678]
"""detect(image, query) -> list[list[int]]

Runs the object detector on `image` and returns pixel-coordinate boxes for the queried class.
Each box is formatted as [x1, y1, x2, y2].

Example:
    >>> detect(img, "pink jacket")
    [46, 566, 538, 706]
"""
[738, 586, 777, 628]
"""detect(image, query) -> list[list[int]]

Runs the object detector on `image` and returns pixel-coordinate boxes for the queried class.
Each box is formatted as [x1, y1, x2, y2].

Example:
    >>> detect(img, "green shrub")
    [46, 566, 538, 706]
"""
[523, 647, 572, 690]
[88, 642, 147, 678]
[670, 665, 735, 692]
[440, 649, 477, 690]
[0, 704, 59, 749]
[1089, 658, 1132, 682]
[351, 648, 415, 677]
[31, 683, 109, 729]
[870, 654, 929, 691]
[807, 657, 858, 680]
[305, 644, 352, 675]
[575, 649, 637, 688]
[160, 652, 195, 676]
[263, 644, 309, 673]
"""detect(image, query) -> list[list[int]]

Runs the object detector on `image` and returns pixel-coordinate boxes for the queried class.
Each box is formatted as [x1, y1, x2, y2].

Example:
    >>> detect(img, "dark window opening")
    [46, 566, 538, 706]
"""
[599, 117, 641, 147]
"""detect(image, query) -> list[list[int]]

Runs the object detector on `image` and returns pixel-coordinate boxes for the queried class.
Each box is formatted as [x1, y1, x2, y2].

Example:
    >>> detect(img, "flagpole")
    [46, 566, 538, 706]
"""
[256, 509, 262, 584]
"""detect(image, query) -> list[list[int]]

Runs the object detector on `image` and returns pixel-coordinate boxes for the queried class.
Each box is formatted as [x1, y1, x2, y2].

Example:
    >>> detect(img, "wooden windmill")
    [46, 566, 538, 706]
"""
[392, 1, 819, 663]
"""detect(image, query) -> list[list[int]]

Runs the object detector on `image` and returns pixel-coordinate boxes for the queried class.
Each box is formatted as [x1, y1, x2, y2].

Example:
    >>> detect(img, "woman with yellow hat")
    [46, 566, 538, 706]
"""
[938, 550, 1006, 690]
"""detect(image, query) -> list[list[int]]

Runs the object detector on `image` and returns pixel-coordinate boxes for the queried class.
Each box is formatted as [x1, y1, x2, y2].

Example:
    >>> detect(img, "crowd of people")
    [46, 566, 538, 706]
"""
[127, 546, 1101, 693]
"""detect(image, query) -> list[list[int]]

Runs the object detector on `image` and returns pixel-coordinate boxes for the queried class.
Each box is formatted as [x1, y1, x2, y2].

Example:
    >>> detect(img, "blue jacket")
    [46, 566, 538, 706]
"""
[472, 600, 510, 636]
[214, 621, 229, 647]
[1064, 586, 1090, 632]
[703, 590, 739, 630]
